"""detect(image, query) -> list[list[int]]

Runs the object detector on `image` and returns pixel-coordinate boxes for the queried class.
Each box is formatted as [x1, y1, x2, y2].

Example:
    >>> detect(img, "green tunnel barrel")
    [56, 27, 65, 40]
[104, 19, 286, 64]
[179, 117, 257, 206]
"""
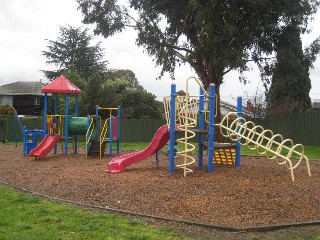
[68, 117, 88, 135]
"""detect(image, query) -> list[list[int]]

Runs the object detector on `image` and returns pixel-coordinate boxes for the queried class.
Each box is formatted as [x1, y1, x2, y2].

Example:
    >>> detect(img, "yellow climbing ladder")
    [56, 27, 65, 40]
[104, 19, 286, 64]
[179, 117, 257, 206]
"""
[217, 112, 311, 181]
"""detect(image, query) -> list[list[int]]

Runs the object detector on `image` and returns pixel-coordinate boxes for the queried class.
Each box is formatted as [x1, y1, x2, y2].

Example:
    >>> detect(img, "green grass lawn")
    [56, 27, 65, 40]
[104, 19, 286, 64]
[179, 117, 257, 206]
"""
[240, 145, 320, 160]
[121, 142, 149, 151]
[4, 141, 319, 160]
[0, 185, 189, 240]
[120, 142, 320, 160]
[1, 143, 320, 239]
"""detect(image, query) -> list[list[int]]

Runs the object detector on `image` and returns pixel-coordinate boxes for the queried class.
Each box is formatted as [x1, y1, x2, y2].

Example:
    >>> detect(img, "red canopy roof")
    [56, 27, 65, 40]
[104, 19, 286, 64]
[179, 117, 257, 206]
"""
[41, 75, 81, 94]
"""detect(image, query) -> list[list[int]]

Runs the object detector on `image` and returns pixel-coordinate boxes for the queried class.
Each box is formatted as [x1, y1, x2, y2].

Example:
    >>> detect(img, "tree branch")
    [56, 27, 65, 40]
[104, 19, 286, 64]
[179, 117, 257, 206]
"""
[223, 67, 233, 75]
[182, 8, 200, 48]
[247, 56, 275, 62]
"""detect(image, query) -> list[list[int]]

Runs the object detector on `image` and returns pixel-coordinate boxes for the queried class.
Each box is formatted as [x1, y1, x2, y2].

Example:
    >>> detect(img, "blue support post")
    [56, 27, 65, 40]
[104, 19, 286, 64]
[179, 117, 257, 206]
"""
[95, 105, 99, 139]
[95, 105, 99, 116]
[22, 126, 26, 155]
[117, 106, 121, 154]
[43, 93, 48, 134]
[169, 82, 176, 173]
[207, 84, 215, 173]
[64, 94, 69, 155]
[236, 96, 242, 167]
[54, 94, 58, 154]
[14, 111, 25, 155]
[74, 94, 78, 154]
[198, 87, 205, 168]
[14, 111, 24, 135]
[109, 115, 113, 156]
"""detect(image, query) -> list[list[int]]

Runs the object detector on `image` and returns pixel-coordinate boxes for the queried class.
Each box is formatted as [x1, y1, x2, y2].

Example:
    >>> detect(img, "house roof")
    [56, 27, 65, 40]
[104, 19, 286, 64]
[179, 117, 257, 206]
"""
[312, 100, 320, 110]
[175, 89, 253, 116]
[220, 100, 253, 117]
[0, 81, 45, 96]
[41, 75, 81, 94]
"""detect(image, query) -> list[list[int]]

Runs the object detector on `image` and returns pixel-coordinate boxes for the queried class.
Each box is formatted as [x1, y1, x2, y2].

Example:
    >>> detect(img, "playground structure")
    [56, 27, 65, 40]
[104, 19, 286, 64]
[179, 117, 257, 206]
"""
[107, 124, 169, 173]
[107, 76, 311, 181]
[2, 75, 310, 180]
[162, 77, 241, 177]
[106, 77, 238, 174]
[86, 105, 120, 158]
[163, 76, 311, 181]
[26, 75, 120, 159]
[0, 106, 46, 155]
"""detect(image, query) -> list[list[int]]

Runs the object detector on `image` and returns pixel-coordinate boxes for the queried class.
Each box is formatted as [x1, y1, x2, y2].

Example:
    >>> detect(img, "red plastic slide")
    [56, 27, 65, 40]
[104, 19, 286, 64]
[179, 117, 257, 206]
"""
[107, 125, 170, 173]
[29, 134, 61, 158]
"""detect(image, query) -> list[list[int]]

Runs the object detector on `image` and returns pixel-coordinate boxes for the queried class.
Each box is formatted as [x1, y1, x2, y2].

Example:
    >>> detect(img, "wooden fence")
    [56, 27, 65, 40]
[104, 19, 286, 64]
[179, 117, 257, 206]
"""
[0, 111, 319, 145]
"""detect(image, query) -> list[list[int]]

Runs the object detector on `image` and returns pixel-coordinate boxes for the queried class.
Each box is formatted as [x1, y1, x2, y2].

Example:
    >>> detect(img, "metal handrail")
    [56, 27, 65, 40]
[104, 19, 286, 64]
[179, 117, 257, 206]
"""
[85, 117, 95, 158]
[100, 118, 110, 159]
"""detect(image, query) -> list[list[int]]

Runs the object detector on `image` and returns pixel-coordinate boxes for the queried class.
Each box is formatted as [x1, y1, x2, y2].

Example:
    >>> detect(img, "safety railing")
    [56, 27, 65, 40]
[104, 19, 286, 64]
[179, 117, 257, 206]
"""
[100, 118, 109, 158]
[85, 117, 95, 158]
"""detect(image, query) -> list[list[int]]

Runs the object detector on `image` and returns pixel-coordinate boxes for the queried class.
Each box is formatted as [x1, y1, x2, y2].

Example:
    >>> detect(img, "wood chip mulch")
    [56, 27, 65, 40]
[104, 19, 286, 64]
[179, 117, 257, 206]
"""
[0, 145, 319, 238]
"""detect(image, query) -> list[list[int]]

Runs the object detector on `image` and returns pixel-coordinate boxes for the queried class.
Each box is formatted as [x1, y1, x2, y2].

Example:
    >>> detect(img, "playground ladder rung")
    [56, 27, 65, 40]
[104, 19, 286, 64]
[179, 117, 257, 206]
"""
[103, 137, 118, 142]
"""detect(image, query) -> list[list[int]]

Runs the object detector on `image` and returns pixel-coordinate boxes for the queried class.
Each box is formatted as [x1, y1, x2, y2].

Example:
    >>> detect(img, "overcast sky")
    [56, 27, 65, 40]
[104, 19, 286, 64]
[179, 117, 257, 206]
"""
[1, 0, 320, 103]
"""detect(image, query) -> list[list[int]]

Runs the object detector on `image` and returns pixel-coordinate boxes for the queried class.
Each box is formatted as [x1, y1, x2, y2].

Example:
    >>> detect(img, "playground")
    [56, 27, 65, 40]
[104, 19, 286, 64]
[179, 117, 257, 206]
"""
[1, 75, 320, 238]
[0, 145, 320, 238]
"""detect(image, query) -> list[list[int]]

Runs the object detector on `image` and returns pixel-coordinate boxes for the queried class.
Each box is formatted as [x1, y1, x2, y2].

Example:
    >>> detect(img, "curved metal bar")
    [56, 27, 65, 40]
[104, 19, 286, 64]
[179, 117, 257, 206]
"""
[217, 112, 311, 181]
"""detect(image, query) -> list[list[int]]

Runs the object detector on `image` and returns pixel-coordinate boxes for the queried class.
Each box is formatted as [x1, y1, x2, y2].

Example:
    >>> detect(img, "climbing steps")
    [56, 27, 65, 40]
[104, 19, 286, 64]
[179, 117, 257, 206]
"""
[87, 139, 107, 157]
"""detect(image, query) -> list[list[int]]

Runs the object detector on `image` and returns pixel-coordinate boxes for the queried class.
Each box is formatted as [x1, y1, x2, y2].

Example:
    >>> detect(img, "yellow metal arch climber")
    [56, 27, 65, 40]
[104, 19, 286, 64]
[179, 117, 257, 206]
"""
[217, 112, 311, 181]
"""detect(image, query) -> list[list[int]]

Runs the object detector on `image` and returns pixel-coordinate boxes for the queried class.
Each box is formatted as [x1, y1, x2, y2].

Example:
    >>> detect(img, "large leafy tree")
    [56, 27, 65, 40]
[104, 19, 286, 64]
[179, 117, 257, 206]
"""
[99, 71, 162, 119]
[46, 68, 162, 118]
[77, 0, 319, 117]
[266, 25, 312, 115]
[42, 25, 162, 119]
[42, 25, 108, 80]
[265, 17, 320, 116]
[107, 69, 140, 89]
[121, 88, 163, 119]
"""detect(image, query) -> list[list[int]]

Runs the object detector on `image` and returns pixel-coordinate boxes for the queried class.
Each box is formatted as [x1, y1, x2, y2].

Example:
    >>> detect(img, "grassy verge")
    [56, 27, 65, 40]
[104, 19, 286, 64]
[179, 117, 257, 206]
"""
[0, 185, 188, 240]
[121, 142, 320, 160]
[120, 142, 149, 151]
[241, 145, 320, 160]
[4, 141, 319, 160]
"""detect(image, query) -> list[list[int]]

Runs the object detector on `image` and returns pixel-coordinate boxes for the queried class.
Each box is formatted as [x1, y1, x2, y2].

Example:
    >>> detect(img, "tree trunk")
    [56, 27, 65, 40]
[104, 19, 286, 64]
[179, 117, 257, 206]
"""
[190, 60, 224, 142]
[200, 74, 224, 143]
[213, 83, 223, 143]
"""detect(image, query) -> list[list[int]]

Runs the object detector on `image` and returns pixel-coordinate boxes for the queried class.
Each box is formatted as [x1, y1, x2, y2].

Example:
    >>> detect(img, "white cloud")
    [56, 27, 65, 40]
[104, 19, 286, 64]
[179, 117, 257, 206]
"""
[0, 0, 83, 83]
